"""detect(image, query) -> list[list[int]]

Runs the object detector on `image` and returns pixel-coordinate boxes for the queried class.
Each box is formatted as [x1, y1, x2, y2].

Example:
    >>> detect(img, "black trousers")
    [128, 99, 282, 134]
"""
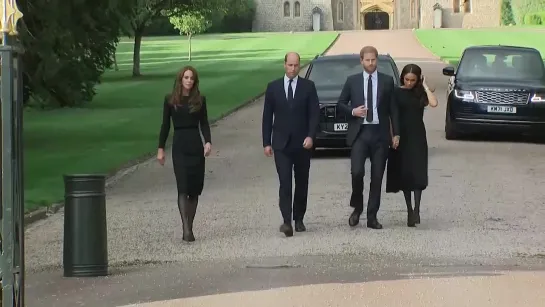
[274, 145, 311, 224]
[349, 125, 388, 221]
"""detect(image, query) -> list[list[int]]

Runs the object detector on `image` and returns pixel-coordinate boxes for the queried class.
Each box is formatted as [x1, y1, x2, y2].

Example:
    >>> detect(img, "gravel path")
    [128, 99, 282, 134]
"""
[25, 30, 545, 274]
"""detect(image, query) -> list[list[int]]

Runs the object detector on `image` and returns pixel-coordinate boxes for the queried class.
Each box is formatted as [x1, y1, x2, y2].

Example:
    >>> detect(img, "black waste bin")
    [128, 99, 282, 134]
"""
[63, 174, 108, 277]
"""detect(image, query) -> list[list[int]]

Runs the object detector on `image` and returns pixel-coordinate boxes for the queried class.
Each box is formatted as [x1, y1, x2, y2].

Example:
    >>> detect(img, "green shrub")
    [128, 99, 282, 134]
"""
[511, 0, 545, 24]
[523, 11, 545, 24]
[501, 0, 516, 25]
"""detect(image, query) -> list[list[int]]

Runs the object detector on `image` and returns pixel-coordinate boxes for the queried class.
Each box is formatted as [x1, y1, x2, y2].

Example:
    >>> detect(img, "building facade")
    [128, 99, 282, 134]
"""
[252, 0, 501, 32]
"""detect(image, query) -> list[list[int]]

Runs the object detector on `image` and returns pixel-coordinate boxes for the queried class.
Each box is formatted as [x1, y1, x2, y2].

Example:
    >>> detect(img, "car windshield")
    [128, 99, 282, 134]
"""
[308, 58, 397, 88]
[457, 48, 545, 80]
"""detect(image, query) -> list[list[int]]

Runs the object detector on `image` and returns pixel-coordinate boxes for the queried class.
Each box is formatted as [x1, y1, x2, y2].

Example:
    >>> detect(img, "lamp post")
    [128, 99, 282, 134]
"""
[0, 0, 24, 306]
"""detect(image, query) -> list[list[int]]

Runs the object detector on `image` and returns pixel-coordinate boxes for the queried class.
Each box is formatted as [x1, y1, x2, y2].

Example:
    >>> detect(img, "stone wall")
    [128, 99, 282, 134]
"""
[419, 0, 500, 29]
[394, 0, 419, 29]
[253, 0, 335, 32]
[331, 0, 357, 30]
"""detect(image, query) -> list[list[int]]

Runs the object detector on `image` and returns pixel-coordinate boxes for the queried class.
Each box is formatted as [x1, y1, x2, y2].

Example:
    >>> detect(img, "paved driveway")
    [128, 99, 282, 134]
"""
[25, 30, 545, 307]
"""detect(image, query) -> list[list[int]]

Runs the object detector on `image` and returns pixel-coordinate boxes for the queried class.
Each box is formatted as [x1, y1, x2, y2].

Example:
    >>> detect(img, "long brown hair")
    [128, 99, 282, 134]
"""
[169, 66, 202, 113]
[400, 63, 428, 107]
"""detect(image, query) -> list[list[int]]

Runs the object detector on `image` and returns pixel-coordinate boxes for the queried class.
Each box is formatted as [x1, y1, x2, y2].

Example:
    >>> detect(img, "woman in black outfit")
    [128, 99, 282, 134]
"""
[386, 64, 438, 227]
[157, 66, 212, 242]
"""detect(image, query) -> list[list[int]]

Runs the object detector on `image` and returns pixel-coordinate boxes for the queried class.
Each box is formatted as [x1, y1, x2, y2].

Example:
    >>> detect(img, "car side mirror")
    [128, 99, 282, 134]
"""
[442, 66, 455, 76]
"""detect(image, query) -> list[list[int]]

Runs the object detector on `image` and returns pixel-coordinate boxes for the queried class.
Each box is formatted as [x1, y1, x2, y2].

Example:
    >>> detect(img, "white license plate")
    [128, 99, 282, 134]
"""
[487, 105, 516, 113]
[334, 123, 348, 131]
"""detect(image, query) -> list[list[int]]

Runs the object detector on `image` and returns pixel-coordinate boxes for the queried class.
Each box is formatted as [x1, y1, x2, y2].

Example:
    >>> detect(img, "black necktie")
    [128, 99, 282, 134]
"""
[287, 79, 294, 105]
[366, 75, 374, 122]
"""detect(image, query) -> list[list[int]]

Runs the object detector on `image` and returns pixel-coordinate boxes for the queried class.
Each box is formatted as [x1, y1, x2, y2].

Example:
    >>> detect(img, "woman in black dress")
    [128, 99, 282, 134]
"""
[157, 66, 212, 242]
[386, 64, 438, 227]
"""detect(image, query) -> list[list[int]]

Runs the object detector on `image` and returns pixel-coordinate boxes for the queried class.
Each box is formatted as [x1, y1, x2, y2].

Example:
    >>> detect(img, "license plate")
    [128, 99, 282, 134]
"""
[334, 123, 348, 131]
[487, 105, 516, 113]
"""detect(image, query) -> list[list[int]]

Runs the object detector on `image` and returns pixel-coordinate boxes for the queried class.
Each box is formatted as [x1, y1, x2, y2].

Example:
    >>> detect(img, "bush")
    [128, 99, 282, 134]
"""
[511, 0, 545, 24]
[501, 0, 516, 25]
[523, 11, 545, 24]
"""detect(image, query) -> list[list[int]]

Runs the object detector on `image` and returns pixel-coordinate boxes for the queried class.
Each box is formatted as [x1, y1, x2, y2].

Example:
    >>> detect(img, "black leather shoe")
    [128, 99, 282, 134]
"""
[367, 220, 383, 229]
[279, 223, 294, 237]
[348, 210, 362, 227]
[294, 220, 306, 232]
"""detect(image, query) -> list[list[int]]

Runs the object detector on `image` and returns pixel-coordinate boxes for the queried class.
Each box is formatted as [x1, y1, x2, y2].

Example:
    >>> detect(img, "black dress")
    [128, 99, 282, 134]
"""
[158, 95, 211, 197]
[386, 88, 428, 193]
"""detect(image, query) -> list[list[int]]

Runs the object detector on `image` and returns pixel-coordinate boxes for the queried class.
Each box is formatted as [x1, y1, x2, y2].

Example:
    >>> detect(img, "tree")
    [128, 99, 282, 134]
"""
[501, 0, 516, 25]
[168, 11, 211, 61]
[511, 0, 545, 24]
[126, 0, 227, 76]
[18, 0, 133, 107]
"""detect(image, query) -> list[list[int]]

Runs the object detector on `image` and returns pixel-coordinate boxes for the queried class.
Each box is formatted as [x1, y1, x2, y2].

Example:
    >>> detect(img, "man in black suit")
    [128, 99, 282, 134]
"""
[262, 52, 320, 237]
[337, 46, 400, 229]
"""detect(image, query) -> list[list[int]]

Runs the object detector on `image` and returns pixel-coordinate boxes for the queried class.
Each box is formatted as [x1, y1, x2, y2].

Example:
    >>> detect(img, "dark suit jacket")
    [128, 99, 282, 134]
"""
[337, 71, 400, 146]
[262, 77, 320, 150]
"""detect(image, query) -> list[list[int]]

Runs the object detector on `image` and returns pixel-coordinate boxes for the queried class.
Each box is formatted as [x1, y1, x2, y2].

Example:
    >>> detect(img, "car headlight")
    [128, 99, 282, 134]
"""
[454, 89, 475, 102]
[530, 93, 545, 102]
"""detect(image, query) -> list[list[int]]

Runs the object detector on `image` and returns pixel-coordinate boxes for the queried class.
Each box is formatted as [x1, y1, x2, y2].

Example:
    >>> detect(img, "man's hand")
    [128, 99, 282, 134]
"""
[392, 135, 400, 149]
[303, 137, 313, 150]
[264, 146, 273, 157]
[352, 105, 367, 118]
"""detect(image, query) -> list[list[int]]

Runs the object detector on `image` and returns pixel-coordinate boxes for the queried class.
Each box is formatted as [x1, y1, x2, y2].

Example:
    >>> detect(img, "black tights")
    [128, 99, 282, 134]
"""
[177, 193, 199, 241]
[403, 190, 422, 225]
[403, 190, 422, 210]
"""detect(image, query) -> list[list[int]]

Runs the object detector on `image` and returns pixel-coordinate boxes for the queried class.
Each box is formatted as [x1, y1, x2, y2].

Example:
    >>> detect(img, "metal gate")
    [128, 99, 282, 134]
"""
[1, 2, 26, 306]
[363, 10, 389, 30]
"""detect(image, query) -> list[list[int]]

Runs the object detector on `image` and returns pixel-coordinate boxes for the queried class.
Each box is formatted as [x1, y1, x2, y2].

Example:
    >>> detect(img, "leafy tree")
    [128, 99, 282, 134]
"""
[511, 0, 545, 24]
[126, 0, 227, 76]
[501, 0, 516, 25]
[168, 11, 211, 61]
[18, 0, 133, 107]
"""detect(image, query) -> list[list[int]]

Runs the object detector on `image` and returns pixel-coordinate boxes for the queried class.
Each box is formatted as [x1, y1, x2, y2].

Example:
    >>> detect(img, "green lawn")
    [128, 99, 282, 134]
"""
[23, 32, 338, 212]
[415, 29, 545, 65]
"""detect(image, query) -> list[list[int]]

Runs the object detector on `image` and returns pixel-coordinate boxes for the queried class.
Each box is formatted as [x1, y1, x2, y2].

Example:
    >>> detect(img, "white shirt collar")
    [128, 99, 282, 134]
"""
[284, 75, 299, 83]
[363, 70, 377, 79]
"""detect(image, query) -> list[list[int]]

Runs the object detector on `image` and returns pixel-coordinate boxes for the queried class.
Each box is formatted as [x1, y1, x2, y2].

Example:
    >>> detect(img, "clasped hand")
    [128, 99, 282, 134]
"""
[352, 105, 367, 118]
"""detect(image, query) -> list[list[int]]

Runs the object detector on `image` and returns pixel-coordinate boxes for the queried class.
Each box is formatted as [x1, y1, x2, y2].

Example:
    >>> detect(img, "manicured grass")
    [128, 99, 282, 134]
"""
[24, 32, 338, 212]
[415, 29, 545, 66]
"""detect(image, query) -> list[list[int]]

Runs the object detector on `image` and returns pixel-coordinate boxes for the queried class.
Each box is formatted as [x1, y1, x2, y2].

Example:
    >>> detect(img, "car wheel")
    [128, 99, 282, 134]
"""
[445, 114, 459, 140]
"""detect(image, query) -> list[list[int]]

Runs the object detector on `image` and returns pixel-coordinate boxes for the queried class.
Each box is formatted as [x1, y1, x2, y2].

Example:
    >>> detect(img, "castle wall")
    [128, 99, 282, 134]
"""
[253, 0, 335, 32]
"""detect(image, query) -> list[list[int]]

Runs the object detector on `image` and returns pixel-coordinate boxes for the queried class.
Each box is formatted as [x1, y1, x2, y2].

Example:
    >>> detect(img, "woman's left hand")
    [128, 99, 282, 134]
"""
[204, 142, 212, 157]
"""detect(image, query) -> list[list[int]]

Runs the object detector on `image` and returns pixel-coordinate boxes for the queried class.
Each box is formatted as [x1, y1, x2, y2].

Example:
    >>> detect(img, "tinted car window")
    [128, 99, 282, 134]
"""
[457, 48, 545, 80]
[308, 58, 397, 88]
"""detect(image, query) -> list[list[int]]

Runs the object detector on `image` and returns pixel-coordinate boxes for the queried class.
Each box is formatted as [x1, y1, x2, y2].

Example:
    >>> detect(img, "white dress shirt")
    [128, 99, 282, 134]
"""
[284, 75, 298, 99]
[362, 70, 379, 125]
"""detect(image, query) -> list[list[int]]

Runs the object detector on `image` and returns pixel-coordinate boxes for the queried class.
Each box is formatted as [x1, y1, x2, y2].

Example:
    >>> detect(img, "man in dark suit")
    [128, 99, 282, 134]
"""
[262, 52, 320, 237]
[337, 46, 400, 230]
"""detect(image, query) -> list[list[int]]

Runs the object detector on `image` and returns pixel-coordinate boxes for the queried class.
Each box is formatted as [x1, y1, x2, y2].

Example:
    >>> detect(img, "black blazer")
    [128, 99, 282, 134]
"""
[262, 77, 320, 150]
[337, 72, 400, 146]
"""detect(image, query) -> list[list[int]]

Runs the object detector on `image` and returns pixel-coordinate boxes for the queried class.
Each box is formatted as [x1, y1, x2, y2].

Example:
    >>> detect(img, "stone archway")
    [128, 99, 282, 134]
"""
[311, 7, 323, 31]
[360, 2, 394, 30]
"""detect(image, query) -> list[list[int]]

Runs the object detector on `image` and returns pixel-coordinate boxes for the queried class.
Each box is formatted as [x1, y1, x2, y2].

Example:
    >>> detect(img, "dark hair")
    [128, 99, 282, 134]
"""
[360, 46, 378, 58]
[400, 64, 428, 107]
[170, 66, 202, 113]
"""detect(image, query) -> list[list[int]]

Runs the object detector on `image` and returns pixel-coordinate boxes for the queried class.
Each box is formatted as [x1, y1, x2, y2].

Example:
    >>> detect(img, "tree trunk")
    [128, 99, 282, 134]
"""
[188, 34, 192, 61]
[132, 28, 144, 77]
[113, 52, 119, 71]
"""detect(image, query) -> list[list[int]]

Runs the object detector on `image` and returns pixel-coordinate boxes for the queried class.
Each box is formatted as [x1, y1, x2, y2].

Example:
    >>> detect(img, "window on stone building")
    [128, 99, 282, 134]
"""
[294, 1, 301, 17]
[462, 0, 471, 13]
[453, 0, 460, 13]
[410, 0, 416, 18]
[338, 2, 344, 21]
[284, 1, 290, 17]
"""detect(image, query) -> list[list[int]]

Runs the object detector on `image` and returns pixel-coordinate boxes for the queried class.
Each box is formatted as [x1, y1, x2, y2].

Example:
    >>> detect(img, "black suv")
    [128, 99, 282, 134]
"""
[442, 45, 545, 139]
[304, 54, 400, 148]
